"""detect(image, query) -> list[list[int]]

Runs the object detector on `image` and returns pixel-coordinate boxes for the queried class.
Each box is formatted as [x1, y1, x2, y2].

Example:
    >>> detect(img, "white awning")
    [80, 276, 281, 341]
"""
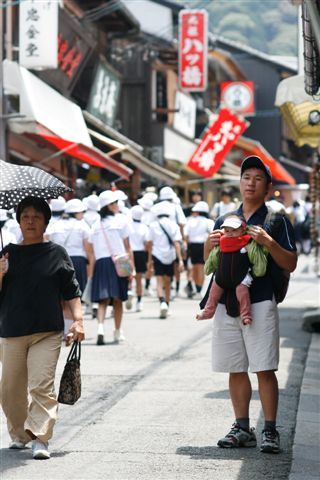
[3, 59, 93, 147]
[275, 74, 320, 106]
[164, 126, 198, 164]
[89, 129, 180, 184]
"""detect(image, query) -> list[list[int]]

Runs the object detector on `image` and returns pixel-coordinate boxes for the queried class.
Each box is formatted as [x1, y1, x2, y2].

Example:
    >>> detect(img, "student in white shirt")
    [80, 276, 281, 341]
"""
[129, 205, 149, 312]
[46, 198, 93, 294]
[210, 188, 237, 220]
[184, 201, 214, 298]
[147, 201, 184, 319]
[83, 194, 100, 227]
[90, 190, 134, 345]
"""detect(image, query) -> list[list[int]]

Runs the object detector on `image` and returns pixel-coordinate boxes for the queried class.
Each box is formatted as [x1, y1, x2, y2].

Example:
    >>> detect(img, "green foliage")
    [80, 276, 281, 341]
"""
[176, 0, 298, 56]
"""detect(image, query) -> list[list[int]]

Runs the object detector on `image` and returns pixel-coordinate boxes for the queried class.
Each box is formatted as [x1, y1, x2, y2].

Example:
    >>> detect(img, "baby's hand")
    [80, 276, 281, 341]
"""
[196, 313, 208, 321]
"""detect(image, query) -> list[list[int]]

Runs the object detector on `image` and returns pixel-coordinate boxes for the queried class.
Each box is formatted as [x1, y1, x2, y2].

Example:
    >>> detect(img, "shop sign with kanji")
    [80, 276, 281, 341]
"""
[87, 63, 121, 127]
[187, 109, 249, 177]
[19, 0, 58, 69]
[179, 10, 208, 92]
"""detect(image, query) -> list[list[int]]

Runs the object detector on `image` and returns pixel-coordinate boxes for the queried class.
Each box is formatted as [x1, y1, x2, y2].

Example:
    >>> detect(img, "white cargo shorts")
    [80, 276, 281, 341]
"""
[211, 298, 279, 373]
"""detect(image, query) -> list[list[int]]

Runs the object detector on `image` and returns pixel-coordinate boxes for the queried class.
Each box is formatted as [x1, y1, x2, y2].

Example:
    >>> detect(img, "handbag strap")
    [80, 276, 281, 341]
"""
[158, 221, 174, 247]
[67, 341, 81, 362]
[100, 221, 114, 258]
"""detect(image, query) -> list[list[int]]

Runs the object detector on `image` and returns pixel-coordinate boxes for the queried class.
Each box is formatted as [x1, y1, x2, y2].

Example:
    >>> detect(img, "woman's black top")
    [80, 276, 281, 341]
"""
[0, 241, 81, 337]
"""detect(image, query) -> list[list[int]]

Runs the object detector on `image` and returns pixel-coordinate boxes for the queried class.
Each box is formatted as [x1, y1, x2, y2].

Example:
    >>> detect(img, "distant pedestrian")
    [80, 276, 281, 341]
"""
[90, 190, 134, 345]
[202, 156, 297, 454]
[83, 194, 100, 227]
[184, 201, 213, 298]
[210, 188, 237, 220]
[129, 205, 149, 312]
[0, 196, 84, 460]
[147, 201, 184, 319]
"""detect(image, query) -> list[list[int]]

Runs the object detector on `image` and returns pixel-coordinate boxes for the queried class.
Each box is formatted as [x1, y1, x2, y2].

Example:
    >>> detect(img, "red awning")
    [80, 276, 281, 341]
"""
[25, 133, 133, 181]
[234, 136, 296, 185]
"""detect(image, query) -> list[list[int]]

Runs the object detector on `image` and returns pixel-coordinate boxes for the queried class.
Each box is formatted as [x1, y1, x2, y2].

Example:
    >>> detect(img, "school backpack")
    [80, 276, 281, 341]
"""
[263, 208, 291, 304]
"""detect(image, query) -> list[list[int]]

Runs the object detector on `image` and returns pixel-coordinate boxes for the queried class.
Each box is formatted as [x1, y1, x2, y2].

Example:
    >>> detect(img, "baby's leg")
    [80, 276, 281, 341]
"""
[196, 281, 224, 320]
[236, 283, 252, 325]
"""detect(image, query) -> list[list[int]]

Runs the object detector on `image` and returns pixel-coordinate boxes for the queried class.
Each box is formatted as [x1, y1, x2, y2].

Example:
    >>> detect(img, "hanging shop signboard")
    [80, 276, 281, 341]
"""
[179, 9, 208, 92]
[19, 0, 58, 69]
[187, 108, 249, 177]
[173, 91, 196, 139]
[220, 81, 255, 115]
[87, 63, 121, 127]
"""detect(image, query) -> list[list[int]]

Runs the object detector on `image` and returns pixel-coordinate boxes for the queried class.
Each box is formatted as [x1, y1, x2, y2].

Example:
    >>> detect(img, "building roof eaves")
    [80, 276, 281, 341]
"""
[209, 33, 298, 72]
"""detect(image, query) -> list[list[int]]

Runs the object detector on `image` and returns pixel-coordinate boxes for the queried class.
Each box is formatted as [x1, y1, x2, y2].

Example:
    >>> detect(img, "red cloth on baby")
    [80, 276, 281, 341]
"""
[220, 234, 251, 253]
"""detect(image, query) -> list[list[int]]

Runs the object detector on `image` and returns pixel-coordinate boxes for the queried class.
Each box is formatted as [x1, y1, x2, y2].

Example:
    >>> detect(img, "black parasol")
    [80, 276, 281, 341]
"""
[0, 159, 72, 250]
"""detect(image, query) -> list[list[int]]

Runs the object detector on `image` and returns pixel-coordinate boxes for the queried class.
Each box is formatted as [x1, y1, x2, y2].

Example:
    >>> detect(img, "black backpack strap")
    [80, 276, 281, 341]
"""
[158, 222, 174, 246]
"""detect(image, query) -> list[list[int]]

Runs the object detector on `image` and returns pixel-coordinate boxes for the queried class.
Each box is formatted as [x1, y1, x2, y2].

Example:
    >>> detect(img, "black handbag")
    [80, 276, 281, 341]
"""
[58, 341, 81, 405]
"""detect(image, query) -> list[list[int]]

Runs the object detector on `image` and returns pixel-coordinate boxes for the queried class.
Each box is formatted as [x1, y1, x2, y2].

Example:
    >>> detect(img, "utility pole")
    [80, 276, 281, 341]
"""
[0, 3, 7, 161]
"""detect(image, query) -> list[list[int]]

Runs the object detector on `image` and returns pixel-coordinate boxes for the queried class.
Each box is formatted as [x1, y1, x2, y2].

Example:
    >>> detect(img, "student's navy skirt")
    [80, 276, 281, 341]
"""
[91, 257, 128, 302]
[70, 255, 87, 293]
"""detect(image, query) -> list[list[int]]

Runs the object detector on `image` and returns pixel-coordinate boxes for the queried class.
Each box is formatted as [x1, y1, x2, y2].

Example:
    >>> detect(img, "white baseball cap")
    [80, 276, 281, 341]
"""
[221, 216, 246, 229]
[99, 190, 118, 208]
[143, 191, 158, 202]
[192, 201, 209, 213]
[64, 198, 86, 214]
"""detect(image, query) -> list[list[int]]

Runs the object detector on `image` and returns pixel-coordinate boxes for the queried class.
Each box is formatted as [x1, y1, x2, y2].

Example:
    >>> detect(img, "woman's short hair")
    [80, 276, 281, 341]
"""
[16, 196, 52, 225]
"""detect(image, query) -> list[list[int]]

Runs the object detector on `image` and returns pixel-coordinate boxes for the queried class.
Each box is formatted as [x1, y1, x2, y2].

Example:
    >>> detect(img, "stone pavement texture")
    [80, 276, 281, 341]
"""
[0, 252, 319, 480]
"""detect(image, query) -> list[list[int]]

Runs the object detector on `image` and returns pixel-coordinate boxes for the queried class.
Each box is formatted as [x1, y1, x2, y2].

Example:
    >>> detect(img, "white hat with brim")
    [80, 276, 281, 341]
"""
[159, 186, 175, 200]
[64, 198, 86, 214]
[152, 200, 173, 217]
[99, 190, 118, 208]
[50, 196, 66, 212]
[85, 194, 100, 211]
[192, 201, 209, 213]
[113, 190, 128, 201]
[221, 217, 245, 229]
[131, 205, 144, 220]
[138, 197, 153, 210]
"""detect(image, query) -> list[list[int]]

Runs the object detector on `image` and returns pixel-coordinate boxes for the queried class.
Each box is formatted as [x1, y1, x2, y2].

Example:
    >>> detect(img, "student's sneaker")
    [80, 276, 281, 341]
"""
[260, 428, 280, 454]
[159, 301, 168, 319]
[32, 439, 50, 459]
[9, 440, 28, 449]
[217, 423, 257, 448]
[125, 290, 133, 310]
[184, 284, 194, 299]
[136, 300, 143, 312]
[96, 334, 105, 345]
[114, 329, 125, 343]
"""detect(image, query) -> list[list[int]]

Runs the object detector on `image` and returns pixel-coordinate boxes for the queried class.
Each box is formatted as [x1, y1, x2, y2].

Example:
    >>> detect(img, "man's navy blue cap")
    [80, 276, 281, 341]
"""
[240, 156, 272, 183]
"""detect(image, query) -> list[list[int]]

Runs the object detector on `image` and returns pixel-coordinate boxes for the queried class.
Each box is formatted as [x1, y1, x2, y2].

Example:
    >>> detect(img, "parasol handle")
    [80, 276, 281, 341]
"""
[0, 228, 3, 253]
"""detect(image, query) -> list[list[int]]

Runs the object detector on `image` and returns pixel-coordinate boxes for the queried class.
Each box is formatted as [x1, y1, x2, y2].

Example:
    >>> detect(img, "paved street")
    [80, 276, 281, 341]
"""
[0, 253, 318, 480]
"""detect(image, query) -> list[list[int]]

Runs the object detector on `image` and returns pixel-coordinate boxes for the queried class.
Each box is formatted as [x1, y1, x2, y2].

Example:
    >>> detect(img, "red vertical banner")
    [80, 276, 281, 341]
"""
[187, 109, 249, 177]
[179, 10, 208, 92]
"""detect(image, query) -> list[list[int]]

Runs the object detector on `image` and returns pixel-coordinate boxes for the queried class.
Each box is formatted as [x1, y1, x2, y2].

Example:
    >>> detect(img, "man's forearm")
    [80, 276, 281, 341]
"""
[267, 238, 297, 272]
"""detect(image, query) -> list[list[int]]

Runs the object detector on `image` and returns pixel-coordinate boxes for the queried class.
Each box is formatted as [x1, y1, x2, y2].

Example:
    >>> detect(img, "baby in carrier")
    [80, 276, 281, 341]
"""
[196, 215, 268, 325]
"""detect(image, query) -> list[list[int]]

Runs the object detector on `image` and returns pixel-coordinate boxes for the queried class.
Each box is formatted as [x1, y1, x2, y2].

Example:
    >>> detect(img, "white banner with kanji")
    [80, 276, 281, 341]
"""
[19, 0, 58, 69]
[179, 10, 208, 92]
[187, 109, 249, 177]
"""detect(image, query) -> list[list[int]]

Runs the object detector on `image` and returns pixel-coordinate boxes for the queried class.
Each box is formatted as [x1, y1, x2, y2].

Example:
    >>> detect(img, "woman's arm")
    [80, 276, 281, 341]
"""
[0, 253, 9, 290]
[84, 239, 95, 278]
[64, 297, 85, 343]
